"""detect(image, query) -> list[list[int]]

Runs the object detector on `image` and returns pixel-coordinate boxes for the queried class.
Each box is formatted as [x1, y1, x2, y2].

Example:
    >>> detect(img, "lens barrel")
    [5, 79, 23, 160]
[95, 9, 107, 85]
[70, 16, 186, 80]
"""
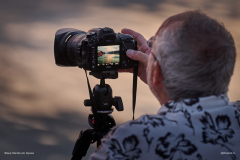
[54, 28, 86, 66]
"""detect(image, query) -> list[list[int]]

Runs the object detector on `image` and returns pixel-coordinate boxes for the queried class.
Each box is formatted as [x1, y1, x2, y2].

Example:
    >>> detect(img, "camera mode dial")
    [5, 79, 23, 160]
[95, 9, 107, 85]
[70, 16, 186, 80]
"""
[86, 32, 96, 38]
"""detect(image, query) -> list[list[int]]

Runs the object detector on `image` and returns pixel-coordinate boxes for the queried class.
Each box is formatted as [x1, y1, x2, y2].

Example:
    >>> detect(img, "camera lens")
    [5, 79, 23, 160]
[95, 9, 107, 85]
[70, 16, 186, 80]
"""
[54, 28, 87, 66]
[66, 34, 87, 66]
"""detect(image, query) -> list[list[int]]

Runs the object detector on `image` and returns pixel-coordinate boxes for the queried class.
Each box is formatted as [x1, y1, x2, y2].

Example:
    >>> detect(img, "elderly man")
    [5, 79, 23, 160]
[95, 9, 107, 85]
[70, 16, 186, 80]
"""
[89, 10, 239, 160]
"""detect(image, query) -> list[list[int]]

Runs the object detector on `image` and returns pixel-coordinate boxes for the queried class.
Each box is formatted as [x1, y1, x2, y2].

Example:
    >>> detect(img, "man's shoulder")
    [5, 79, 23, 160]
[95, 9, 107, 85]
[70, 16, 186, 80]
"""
[229, 100, 240, 107]
[105, 114, 158, 135]
[116, 114, 166, 129]
[103, 114, 171, 140]
[96, 114, 166, 160]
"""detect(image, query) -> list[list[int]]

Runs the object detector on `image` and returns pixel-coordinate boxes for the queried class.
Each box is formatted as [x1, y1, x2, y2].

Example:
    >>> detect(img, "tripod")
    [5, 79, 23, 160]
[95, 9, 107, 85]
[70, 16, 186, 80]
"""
[71, 75, 123, 160]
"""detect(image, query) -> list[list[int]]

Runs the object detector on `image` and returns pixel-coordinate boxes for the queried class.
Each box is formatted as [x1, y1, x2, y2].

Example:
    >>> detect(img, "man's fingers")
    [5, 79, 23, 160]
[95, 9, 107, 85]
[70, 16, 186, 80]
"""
[121, 28, 148, 47]
[138, 43, 151, 54]
[126, 49, 148, 66]
[121, 28, 135, 36]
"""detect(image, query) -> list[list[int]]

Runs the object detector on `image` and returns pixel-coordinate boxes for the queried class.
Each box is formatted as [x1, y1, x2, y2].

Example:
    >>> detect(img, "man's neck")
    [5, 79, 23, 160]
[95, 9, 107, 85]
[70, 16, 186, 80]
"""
[157, 90, 170, 105]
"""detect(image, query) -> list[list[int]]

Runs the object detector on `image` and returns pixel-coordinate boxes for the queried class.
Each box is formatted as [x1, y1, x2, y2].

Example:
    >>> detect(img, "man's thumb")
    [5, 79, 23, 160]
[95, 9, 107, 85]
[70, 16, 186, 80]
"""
[126, 49, 148, 65]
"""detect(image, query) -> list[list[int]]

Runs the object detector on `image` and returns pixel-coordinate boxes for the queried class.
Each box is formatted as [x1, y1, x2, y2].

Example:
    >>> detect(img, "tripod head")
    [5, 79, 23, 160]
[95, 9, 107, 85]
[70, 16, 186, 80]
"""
[71, 72, 124, 160]
[84, 78, 123, 114]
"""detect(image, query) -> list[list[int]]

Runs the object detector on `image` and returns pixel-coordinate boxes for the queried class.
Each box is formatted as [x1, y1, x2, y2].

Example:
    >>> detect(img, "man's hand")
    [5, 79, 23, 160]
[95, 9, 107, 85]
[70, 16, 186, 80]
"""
[119, 28, 151, 84]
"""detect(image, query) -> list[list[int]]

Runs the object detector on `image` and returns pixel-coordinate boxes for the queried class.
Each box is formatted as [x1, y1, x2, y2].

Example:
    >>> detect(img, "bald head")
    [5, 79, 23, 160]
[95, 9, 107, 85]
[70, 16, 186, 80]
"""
[156, 12, 189, 35]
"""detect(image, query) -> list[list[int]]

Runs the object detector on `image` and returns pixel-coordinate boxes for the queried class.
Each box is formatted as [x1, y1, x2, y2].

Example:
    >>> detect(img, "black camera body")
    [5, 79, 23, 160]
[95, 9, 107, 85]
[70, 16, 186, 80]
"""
[54, 27, 138, 71]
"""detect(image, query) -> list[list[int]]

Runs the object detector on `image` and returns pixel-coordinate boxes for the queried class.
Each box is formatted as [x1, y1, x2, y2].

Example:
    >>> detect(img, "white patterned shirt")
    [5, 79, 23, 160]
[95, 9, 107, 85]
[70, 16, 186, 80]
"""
[89, 94, 240, 160]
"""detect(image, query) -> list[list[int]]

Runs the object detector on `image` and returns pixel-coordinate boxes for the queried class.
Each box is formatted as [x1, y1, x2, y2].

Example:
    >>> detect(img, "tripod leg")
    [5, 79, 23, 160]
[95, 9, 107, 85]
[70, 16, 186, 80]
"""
[71, 129, 93, 160]
[96, 139, 102, 148]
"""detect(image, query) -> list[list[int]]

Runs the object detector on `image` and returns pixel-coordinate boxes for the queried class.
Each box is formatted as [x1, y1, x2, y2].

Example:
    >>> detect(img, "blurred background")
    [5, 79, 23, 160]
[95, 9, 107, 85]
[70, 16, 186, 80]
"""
[0, 0, 239, 159]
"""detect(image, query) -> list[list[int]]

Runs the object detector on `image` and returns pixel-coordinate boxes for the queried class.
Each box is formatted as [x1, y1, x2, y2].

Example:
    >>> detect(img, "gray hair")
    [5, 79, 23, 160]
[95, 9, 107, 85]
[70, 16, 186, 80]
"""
[154, 10, 236, 101]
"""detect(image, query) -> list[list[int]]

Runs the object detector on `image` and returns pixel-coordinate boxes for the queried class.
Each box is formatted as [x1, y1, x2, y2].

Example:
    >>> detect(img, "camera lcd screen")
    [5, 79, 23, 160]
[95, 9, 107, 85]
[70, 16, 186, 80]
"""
[97, 45, 120, 66]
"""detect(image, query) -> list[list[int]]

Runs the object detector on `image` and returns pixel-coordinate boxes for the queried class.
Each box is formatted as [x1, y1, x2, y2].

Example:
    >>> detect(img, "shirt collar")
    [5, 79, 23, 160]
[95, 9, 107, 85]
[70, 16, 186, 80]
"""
[158, 94, 229, 114]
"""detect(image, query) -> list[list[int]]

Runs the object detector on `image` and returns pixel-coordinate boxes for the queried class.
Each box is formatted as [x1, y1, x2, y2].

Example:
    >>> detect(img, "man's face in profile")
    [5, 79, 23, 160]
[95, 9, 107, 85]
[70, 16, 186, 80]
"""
[146, 14, 185, 100]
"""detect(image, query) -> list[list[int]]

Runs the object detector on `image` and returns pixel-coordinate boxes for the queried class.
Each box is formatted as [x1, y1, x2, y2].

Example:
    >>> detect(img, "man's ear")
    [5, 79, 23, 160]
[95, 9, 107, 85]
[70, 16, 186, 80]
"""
[153, 61, 163, 86]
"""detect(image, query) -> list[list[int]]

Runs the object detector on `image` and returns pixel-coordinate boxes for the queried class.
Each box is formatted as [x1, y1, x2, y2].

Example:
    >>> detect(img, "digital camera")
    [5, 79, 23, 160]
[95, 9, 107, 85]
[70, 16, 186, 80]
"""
[54, 27, 138, 71]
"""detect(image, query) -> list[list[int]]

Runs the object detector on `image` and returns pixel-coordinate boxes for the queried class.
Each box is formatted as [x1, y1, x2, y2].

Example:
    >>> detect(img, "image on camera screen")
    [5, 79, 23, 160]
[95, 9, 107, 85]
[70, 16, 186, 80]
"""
[97, 45, 120, 66]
